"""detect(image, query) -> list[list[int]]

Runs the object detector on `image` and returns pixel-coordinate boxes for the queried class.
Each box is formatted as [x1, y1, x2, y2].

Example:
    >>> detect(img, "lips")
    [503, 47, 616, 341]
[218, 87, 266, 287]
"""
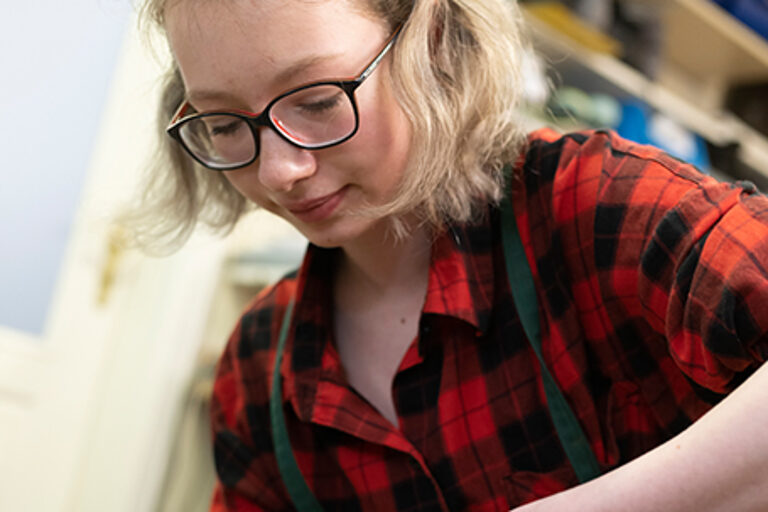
[282, 186, 348, 223]
[285, 190, 340, 213]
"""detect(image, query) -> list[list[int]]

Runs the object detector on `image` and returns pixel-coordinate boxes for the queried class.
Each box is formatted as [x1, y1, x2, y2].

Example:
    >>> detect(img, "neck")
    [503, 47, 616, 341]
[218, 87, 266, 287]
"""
[336, 217, 431, 297]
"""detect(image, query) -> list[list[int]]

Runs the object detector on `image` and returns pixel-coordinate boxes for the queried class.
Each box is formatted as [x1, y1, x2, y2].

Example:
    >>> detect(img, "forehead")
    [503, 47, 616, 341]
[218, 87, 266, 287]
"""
[164, 0, 387, 107]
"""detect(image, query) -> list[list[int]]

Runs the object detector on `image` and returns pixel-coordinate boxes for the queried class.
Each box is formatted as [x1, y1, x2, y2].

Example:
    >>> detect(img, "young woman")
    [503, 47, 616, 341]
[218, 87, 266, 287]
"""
[135, 0, 768, 510]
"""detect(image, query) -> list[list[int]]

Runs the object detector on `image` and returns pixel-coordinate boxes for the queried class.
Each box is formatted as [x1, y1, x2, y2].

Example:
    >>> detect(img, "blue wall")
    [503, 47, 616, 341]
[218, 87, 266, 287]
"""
[0, 2, 130, 335]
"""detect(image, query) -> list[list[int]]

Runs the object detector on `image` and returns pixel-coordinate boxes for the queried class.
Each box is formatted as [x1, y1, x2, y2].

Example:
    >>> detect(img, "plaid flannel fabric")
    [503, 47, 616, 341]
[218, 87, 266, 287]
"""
[209, 129, 768, 511]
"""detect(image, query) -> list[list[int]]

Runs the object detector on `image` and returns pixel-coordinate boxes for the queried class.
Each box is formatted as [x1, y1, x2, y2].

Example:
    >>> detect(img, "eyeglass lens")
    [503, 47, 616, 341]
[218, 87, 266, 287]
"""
[178, 84, 357, 168]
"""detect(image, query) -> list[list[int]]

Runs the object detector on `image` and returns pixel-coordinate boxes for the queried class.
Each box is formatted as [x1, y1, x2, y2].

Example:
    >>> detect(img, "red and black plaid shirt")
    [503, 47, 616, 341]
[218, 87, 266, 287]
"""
[209, 129, 768, 511]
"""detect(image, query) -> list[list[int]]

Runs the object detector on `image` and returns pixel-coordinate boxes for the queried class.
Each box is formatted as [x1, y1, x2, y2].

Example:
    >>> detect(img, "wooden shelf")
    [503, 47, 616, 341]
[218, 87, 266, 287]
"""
[656, 0, 768, 109]
[526, 13, 728, 140]
[662, 0, 768, 86]
[224, 250, 302, 288]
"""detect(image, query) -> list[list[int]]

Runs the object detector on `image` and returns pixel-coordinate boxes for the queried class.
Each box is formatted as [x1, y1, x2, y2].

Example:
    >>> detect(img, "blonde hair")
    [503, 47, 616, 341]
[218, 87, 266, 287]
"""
[130, 0, 529, 250]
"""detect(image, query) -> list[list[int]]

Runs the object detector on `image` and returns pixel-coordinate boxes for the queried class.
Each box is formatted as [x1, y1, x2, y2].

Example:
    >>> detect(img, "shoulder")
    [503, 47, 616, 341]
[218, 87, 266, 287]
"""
[208, 272, 300, 508]
[235, 273, 298, 359]
[519, 128, 707, 185]
[211, 271, 298, 430]
[511, 128, 724, 232]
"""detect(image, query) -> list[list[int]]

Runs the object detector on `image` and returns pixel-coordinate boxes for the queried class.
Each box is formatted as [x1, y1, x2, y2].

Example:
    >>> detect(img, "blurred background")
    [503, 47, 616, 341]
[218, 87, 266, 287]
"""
[0, 0, 767, 511]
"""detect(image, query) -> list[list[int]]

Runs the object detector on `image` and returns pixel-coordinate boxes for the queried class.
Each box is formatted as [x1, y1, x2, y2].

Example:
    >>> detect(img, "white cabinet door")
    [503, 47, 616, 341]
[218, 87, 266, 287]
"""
[0, 6, 225, 512]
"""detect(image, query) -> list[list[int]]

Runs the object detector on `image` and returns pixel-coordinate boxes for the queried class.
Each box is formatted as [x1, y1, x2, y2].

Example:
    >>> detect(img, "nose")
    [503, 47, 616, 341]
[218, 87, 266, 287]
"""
[256, 127, 317, 193]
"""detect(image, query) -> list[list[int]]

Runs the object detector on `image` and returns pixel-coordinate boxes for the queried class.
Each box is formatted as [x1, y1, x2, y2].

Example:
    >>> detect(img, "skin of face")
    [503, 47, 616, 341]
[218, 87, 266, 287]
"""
[165, 0, 413, 250]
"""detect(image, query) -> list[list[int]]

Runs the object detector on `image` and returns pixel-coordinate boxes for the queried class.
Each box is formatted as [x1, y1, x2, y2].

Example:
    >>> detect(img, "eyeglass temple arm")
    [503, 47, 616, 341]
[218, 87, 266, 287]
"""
[168, 101, 193, 127]
[355, 25, 402, 84]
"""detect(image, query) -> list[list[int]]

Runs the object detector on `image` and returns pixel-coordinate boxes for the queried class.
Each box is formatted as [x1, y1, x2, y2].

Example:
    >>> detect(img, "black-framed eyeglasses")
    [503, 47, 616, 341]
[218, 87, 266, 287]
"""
[166, 26, 402, 171]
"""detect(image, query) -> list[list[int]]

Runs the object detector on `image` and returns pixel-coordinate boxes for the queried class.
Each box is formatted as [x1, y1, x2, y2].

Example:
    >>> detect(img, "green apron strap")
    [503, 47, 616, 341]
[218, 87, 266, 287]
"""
[270, 299, 325, 512]
[269, 197, 600, 510]
[499, 197, 602, 483]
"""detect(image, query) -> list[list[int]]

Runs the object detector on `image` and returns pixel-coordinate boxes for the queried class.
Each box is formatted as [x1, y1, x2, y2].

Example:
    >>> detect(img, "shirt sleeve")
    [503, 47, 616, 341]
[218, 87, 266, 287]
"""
[525, 129, 768, 397]
[636, 162, 768, 393]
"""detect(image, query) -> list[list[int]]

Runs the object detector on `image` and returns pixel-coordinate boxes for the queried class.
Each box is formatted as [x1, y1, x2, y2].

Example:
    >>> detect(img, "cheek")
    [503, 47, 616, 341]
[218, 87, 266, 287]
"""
[374, 108, 411, 193]
[353, 86, 412, 182]
[222, 169, 250, 197]
[222, 168, 272, 208]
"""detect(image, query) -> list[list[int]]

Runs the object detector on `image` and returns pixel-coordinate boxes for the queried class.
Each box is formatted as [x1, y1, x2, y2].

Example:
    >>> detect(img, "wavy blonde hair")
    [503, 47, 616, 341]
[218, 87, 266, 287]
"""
[130, 0, 529, 250]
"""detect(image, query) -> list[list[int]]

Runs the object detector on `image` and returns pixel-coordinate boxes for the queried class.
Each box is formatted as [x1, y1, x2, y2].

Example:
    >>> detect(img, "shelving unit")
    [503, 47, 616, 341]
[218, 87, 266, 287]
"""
[224, 249, 303, 288]
[660, 0, 768, 107]
[194, 212, 305, 364]
[523, 1, 768, 179]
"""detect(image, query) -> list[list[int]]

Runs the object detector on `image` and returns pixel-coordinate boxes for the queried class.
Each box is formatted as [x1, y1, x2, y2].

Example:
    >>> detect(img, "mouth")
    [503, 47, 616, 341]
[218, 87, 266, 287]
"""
[284, 186, 348, 223]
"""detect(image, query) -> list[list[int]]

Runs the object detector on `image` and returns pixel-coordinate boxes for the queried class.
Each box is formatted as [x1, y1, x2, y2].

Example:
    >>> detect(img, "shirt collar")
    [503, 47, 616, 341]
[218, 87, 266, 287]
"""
[280, 208, 499, 400]
[281, 243, 341, 379]
[422, 210, 498, 334]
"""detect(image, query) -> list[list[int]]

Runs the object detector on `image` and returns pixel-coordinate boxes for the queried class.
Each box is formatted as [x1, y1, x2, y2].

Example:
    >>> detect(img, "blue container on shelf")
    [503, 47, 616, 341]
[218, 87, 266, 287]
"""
[712, 0, 768, 41]
[616, 100, 711, 172]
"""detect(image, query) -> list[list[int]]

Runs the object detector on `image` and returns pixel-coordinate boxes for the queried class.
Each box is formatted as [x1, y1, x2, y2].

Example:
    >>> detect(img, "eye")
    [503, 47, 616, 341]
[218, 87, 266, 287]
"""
[209, 119, 245, 136]
[297, 92, 344, 114]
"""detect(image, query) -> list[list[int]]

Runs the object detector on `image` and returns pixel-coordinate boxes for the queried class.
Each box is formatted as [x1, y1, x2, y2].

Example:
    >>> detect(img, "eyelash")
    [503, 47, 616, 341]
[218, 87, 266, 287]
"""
[210, 121, 242, 136]
[299, 94, 342, 113]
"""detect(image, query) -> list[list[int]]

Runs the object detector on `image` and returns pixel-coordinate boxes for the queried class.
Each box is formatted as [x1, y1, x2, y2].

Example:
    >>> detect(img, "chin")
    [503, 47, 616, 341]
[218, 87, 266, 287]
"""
[299, 216, 385, 249]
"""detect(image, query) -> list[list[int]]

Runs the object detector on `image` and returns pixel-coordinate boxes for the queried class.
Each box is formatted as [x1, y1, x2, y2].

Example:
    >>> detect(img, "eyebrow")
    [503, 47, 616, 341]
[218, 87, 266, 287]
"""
[186, 53, 343, 105]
